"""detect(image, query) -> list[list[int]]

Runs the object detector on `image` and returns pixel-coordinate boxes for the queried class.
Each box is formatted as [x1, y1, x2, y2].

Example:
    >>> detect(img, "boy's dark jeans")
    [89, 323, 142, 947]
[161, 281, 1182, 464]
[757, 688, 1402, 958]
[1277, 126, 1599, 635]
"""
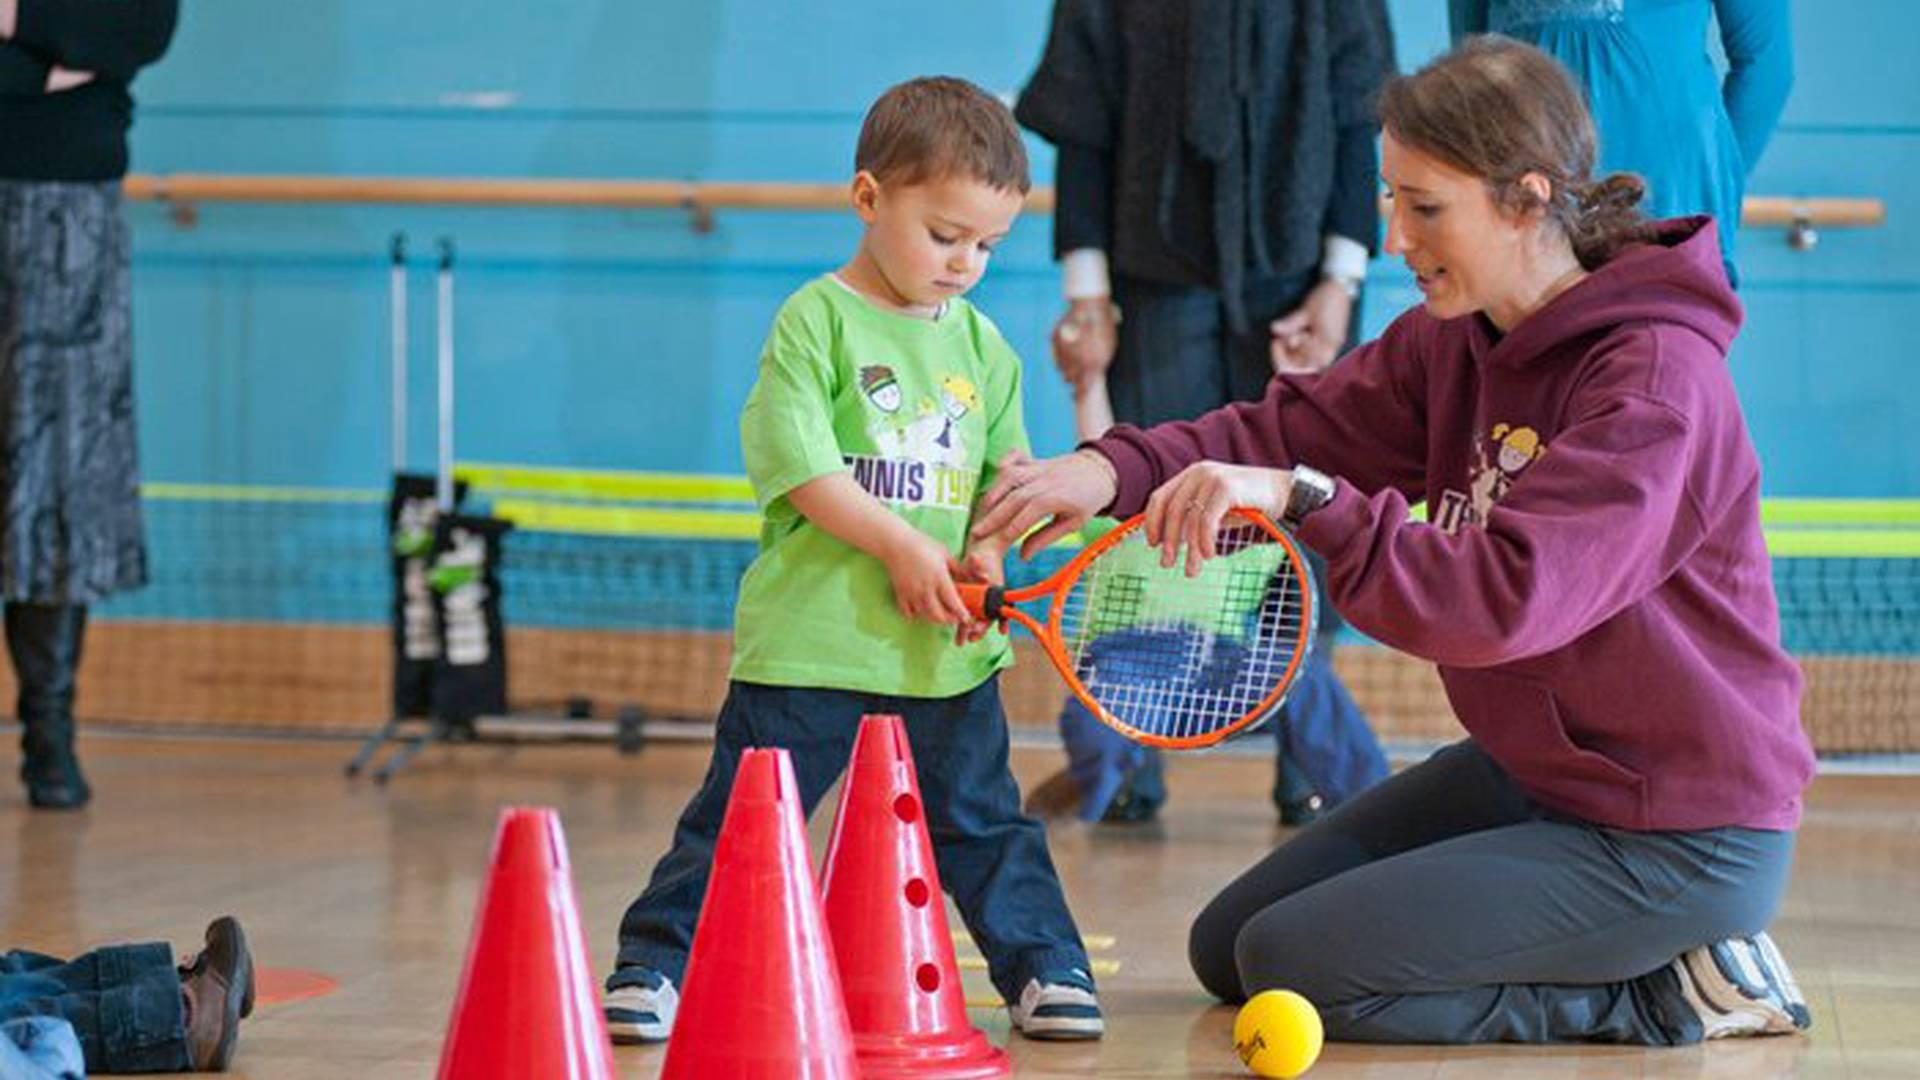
[1, 943, 190, 1073]
[613, 676, 1091, 1004]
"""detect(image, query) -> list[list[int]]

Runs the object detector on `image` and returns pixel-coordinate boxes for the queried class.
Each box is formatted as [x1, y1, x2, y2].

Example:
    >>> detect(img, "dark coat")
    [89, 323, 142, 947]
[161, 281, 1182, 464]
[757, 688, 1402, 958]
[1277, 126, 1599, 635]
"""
[1016, 0, 1395, 329]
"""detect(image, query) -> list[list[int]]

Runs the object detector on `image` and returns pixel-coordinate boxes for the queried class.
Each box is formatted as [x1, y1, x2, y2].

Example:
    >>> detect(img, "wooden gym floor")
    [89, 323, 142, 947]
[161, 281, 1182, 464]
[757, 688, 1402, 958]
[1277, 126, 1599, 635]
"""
[4, 732, 1917, 1078]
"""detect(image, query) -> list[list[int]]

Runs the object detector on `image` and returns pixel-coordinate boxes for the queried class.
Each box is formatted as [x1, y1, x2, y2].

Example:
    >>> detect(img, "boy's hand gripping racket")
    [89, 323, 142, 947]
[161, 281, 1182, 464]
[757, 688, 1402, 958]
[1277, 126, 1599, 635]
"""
[959, 508, 1316, 749]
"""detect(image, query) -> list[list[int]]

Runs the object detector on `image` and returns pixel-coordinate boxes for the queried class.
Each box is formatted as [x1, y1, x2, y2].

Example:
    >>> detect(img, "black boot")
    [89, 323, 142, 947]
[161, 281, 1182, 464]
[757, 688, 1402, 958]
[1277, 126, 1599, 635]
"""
[9, 603, 91, 810]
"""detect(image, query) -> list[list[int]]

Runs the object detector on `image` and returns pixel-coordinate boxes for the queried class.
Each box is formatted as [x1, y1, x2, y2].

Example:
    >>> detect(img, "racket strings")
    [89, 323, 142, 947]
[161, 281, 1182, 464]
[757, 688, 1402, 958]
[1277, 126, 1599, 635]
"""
[1058, 521, 1311, 743]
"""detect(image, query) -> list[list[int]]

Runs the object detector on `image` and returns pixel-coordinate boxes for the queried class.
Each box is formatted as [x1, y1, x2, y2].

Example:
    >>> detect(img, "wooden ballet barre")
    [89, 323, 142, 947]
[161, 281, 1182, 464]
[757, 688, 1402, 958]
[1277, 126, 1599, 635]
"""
[1741, 196, 1884, 251]
[122, 175, 861, 231]
[123, 174, 856, 210]
[122, 174, 1881, 244]
[1741, 196, 1884, 228]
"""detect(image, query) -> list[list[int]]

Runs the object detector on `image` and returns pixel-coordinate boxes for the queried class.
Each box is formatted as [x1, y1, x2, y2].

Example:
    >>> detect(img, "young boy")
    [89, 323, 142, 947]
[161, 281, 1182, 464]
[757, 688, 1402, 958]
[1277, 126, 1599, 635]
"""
[603, 76, 1103, 1044]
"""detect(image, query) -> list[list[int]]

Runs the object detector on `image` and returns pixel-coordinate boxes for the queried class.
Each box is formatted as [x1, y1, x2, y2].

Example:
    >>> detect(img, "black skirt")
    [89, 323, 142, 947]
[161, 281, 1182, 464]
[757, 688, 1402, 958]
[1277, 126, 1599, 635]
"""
[0, 181, 147, 604]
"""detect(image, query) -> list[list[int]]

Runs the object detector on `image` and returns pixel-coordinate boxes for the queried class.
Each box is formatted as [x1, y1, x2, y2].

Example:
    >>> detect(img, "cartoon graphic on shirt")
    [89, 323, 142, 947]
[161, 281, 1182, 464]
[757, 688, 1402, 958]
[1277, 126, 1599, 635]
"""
[859, 365, 912, 456]
[1437, 422, 1548, 534]
[848, 369, 979, 511]
[859, 365, 902, 414]
[903, 374, 979, 468]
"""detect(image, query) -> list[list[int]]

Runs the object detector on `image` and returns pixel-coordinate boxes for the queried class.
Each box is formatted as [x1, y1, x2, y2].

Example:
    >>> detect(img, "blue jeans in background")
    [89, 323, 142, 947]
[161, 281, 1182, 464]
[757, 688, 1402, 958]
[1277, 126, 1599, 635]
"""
[1058, 635, 1389, 823]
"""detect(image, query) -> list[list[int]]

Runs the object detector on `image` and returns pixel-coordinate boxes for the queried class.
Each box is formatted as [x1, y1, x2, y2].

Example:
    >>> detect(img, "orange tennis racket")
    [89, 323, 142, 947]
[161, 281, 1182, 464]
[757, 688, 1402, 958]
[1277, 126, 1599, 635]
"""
[960, 508, 1317, 749]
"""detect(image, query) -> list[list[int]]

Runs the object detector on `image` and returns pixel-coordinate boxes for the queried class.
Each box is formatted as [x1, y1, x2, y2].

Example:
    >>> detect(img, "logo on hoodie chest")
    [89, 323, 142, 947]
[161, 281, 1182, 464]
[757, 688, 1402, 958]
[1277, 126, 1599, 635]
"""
[1434, 423, 1547, 534]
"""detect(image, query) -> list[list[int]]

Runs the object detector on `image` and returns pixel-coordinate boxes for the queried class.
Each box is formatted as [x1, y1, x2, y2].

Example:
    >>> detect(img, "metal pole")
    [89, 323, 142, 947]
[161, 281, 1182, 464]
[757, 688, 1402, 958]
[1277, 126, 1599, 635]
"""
[389, 232, 408, 474]
[436, 237, 456, 513]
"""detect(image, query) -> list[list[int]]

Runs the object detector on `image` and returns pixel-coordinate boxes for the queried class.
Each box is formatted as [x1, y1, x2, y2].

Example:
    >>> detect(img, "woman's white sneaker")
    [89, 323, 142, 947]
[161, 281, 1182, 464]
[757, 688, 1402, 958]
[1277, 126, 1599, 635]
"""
[1671, 932, 1812, 1039]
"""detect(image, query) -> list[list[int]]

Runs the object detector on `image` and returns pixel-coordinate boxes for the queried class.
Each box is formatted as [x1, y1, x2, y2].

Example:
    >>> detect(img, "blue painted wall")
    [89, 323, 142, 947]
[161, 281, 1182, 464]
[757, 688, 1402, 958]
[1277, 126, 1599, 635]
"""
[124, 1, 1918, 496]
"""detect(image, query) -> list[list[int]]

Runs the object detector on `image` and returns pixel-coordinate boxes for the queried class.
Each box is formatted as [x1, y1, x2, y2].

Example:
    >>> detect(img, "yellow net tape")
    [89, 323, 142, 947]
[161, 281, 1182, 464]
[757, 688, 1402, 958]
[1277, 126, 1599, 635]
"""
[141, 476, 1920, 555]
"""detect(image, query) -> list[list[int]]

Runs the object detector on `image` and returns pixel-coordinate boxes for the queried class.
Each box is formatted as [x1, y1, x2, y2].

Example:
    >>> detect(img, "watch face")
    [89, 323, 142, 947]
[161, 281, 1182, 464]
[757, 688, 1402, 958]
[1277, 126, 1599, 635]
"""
[1289, 468, 1331, 520]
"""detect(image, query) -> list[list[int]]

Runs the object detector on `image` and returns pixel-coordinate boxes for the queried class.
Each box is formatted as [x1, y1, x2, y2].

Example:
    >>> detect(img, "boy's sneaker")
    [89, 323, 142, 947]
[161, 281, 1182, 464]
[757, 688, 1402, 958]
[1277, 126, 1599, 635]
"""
[1670, 932, 1812, 1039]
[604, 967, 678, 1044]
[1009, 969, 1105, 1040]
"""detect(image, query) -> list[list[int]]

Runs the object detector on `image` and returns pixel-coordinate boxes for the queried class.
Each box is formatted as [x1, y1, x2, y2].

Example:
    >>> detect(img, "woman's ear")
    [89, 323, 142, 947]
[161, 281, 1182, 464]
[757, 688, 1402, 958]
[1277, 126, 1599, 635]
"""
[1518, 171, 1554, 214]
[849, 170, 882, 224]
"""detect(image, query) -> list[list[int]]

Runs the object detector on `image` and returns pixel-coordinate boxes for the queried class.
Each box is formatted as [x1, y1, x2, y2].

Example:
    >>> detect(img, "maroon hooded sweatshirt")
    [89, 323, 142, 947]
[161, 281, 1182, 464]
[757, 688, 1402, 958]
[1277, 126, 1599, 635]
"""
[1092, 217, 1814, 831]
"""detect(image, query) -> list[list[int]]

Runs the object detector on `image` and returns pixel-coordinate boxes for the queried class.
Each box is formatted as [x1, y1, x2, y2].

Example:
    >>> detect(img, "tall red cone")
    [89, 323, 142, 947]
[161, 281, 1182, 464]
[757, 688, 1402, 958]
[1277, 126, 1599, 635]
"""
[436, 806, 614, 1079]
[820, 714, 1011, 1078]
[662, 747, 859, 1079]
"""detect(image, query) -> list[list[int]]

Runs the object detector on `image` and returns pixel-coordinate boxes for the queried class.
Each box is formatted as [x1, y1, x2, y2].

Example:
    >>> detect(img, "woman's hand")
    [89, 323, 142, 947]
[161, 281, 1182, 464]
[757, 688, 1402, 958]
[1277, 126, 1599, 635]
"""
[1269, 279, 1353, 374]
[45, 66, 95, 93]
[1143, 463, 1295, 576]
[971, 448, 1119, 559]
[1051, 298, 1119, 386]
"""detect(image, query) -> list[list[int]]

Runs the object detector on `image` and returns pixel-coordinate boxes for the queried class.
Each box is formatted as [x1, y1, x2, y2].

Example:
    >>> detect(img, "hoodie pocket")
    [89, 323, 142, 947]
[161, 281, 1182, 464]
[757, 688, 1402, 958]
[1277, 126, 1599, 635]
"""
[1445, 667, 1650, 828]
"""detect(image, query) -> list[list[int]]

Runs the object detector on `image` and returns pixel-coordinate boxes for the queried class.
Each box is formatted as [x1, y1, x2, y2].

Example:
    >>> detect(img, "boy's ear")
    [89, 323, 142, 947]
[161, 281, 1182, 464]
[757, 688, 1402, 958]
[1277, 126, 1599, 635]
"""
[849, 170, 882, 224]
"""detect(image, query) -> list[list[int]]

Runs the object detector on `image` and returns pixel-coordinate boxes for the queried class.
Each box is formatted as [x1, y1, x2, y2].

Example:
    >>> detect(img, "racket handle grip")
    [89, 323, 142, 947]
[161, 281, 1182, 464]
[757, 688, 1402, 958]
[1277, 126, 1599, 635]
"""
[956, 583, 1005, 621]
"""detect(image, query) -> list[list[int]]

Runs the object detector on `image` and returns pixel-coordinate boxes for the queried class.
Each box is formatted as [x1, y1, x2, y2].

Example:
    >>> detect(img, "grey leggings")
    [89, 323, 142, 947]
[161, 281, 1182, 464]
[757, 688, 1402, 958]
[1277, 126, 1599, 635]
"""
[1189, 741, 1796, 1045]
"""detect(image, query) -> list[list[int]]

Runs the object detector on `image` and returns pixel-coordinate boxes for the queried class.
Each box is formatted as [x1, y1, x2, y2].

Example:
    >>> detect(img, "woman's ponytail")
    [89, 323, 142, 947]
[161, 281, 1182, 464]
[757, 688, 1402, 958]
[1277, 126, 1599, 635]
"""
[1567, 172, 1650, 268]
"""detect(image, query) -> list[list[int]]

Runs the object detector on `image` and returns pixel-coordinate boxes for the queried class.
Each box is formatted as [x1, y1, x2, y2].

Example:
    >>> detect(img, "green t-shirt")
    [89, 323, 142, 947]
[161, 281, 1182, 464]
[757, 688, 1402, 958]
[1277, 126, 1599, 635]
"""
[729, 275, 1029, 697]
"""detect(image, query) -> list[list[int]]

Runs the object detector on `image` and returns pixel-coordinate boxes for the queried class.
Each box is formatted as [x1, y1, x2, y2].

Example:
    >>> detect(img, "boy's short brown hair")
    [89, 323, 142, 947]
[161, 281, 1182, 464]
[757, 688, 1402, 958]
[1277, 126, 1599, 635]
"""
[855, 76, 1031, 195]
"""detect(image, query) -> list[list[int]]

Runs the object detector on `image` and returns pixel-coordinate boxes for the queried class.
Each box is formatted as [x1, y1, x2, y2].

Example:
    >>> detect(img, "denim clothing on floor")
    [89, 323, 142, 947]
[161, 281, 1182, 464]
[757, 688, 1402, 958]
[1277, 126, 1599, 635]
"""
[2, 1015, 85, 1080]
[613, 676, 1090, 1004]
[1189, 740, 1796, 1044]
[1, 942, 189, 1073]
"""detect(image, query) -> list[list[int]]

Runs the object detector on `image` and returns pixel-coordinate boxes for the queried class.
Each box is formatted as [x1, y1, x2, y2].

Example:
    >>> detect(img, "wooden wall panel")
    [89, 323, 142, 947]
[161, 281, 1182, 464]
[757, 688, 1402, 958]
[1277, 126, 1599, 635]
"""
[31, 623, 1910, 754]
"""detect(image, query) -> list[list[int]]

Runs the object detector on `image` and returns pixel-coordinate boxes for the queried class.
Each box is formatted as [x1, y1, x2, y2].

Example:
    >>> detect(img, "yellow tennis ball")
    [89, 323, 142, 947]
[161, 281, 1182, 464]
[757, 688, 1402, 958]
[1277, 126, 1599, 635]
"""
[1233, 989, 1323, 1078]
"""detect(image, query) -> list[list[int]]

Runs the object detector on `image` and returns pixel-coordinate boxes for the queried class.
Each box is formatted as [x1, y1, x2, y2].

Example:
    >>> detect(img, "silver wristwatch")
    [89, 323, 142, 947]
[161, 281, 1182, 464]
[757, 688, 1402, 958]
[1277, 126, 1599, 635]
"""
[1285, 464, 1335, 526]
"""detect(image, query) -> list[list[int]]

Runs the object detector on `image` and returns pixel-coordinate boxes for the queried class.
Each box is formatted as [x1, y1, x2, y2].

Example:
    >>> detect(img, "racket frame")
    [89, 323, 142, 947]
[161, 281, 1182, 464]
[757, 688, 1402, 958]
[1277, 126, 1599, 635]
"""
[961, 508, 1317, 749]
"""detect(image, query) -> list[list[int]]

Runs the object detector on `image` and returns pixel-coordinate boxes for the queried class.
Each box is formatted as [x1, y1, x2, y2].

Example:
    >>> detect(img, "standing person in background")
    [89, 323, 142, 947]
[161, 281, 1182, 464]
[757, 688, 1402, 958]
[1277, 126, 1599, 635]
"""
[1450, 0, 1793, 286]
[1041, 328, 1380, 828]
[0, 0, 177, 809]
[1014, 0, 1395, 825]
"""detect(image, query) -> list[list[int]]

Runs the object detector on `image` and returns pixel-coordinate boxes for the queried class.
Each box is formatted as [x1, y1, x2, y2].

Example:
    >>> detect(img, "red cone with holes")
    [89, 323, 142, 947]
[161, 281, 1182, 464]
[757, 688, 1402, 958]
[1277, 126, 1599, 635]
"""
[820, 714, 1011, 1078]
[436, 807, 615, 1079]
[662, 747, 859, 1079]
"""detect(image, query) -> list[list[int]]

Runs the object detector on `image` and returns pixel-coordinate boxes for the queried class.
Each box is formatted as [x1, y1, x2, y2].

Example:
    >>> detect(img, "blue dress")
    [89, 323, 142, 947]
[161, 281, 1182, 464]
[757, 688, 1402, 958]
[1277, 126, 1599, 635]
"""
[1449, 0, 1793, 283]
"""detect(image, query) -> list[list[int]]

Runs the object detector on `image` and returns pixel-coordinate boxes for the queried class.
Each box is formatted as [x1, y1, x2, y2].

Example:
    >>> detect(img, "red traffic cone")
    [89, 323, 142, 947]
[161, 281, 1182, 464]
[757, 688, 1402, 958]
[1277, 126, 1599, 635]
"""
[662, 747, 859, 1079]
[436, 807, 614, 1079]
[821, 714, 1011, 1078]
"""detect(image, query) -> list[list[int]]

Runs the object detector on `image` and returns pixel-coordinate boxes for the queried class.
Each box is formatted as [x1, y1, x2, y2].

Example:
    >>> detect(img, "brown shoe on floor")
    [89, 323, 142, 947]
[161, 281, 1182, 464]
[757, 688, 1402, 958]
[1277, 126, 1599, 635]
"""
[1023, 766, 1086, 821]
[180, 916, 254, 1071]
